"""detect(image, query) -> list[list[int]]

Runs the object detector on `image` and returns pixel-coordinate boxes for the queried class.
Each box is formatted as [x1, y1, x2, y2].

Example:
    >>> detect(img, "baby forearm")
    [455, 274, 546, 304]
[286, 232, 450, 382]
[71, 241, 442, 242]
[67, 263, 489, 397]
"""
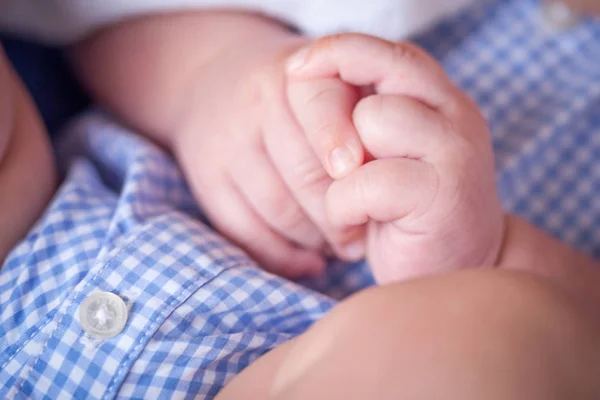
[498, 214, 600, 308]
[0, 48, 56, 264]
[69, 10, 301, 148]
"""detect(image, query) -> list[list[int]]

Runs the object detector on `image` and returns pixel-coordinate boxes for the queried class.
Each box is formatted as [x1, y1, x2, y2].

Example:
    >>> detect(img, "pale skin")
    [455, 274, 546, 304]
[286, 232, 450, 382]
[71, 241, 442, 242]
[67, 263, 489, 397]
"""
[0, 3, 599, 397]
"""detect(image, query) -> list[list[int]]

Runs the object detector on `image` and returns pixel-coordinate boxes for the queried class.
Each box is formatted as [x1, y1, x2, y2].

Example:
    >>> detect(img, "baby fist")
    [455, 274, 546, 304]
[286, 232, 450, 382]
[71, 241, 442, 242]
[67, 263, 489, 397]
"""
[287, 34, 505, 283]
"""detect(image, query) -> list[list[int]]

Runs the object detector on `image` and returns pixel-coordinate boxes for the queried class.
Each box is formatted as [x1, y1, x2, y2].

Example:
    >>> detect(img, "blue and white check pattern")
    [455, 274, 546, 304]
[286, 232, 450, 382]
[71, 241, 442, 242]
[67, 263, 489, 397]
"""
[1, 0, 599, 398]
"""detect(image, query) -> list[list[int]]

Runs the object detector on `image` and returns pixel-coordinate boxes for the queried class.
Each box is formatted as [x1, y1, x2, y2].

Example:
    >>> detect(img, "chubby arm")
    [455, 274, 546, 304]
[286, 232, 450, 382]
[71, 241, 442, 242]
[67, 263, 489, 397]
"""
[0, 46, 56, 263]
[69, 10, 300, 148]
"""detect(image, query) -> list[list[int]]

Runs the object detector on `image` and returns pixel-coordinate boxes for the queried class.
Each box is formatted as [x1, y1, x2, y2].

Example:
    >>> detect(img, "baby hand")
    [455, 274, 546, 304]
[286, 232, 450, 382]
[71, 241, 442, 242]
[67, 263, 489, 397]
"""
[287, 34, 505, 283]
[172, 37, 366, 277]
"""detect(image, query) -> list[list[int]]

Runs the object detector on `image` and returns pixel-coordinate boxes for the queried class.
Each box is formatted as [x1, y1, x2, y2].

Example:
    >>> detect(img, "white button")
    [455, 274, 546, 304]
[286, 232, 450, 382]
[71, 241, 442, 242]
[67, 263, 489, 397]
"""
[79, 292, 128, 339]
[540, 1, 580, 31]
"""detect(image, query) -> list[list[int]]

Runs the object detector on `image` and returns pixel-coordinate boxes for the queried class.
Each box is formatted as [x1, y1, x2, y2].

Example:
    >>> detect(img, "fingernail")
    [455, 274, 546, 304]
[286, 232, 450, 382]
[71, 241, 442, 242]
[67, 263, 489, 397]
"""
[286, 47, 309, 73]
[343, 239, 365, 261]
[329, 145, 356, 178]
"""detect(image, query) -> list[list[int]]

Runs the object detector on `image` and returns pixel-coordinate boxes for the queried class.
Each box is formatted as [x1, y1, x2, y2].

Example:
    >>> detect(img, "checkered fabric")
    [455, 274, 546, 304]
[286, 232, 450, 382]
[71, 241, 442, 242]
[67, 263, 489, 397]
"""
[1, 0, 599, 398]
[417, 0, 600, 256]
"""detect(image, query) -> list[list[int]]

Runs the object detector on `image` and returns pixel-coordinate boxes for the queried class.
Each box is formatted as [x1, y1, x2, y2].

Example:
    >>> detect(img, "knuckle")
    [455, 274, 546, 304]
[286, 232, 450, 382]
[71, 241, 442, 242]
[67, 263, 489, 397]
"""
[264, 186, 293, 217]
[390, 42, 419, 67]
[265, 189, 308, 232]
[293, 159, 332, 193]
[302, 85, 338, 108]
[300, 77, 353, 110]
[353, 95, 384, 137]
[311, 119, 346, 149]
[314, 33, 345, 54]
[328, 225, 363, 247]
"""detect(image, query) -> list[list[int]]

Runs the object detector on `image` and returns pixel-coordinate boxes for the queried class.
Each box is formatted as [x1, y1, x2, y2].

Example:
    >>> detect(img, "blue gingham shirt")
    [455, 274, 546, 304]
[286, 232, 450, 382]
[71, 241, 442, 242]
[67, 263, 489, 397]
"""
[2, 0, 600, 398]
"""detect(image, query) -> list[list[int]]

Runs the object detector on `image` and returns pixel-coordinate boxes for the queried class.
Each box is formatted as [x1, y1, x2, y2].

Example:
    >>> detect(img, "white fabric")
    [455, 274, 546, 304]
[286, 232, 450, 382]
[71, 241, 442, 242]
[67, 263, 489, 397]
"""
[0, 0, 475, 44]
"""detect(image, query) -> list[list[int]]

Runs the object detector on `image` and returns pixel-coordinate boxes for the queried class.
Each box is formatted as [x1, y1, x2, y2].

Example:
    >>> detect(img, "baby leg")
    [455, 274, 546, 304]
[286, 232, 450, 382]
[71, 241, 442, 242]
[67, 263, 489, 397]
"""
[0, 44, 55, 262]
[221, 269, 600, 399]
